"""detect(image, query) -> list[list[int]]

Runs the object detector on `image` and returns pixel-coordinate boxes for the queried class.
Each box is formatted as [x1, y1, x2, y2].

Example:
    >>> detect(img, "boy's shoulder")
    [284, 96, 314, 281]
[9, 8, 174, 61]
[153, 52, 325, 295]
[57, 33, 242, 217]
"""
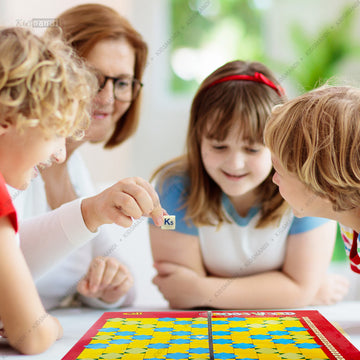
[0, 172, 18, 232]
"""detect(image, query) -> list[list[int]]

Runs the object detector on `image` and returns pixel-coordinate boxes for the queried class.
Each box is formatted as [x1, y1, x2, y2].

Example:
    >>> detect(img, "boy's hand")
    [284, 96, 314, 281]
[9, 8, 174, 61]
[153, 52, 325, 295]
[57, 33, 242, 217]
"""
[77, 256, 133, 304]
[81, 177, 164, 232]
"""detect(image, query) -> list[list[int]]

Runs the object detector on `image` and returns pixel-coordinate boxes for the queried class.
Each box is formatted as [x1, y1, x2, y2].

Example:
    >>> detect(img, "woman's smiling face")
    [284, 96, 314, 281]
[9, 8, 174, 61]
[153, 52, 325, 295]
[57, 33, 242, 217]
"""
[84, 38, 136, 143]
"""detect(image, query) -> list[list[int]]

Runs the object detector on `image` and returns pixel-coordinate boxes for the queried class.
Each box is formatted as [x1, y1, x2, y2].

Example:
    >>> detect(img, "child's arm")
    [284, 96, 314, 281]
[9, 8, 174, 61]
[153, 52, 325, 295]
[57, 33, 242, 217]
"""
[151, 221, 337, 309]
[150, 225, 206, 276]
[0, 217, 62, 354]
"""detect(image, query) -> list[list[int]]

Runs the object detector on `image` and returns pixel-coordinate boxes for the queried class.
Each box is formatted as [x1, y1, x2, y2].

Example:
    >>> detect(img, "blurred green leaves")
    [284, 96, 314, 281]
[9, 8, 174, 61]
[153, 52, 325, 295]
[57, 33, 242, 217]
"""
[289, 3, 360, 91]
[170, 0, 266, 94]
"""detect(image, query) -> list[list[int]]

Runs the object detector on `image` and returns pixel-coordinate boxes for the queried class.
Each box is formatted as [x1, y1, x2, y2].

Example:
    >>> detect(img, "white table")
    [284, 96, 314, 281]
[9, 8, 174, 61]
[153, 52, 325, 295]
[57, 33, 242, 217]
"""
[1, 302, 360, 359]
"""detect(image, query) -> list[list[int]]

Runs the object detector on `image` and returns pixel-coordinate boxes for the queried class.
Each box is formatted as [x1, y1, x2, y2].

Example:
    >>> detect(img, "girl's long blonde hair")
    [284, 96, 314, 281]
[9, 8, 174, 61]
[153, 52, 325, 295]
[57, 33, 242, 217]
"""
[152, 60, 288, 228]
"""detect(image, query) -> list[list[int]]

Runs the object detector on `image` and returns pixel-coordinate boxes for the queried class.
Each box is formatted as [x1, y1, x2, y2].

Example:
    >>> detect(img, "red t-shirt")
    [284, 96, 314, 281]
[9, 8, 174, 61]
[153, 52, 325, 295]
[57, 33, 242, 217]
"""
[0, 172, 18, 233]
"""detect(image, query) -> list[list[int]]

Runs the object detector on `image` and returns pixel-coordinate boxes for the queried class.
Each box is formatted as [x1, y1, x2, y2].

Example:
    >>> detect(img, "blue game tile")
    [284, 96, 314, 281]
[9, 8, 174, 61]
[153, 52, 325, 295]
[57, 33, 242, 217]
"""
[285, 327, 307, 331]
[158, 318, 177, 322]
[214, 352, 236, 359]
[232, 343, 255, 349]
[114, 331, 135, 336]
[228, 317, 246, 321]
[228, 327, 248, 332]
[154, 327, 174, 332]
[174, 320, 192, 325]
[212, 320, 228, 325]
[84, 343, 109, 349]
[133, 335, 153, 340]
[250, 335, 272, 340]
[169, 339, 190, 345]
[212, 331, 231, 336]
[147, 343, 170, 349]
[297, 343, 321, 349]
[191, 324, 208, 328]
[165, 353, 189, 359]
[109, 339, 131, 345]
[268, 331, 289, 336]
[212, 339, 233, 344]
[271, 339, 294, 344]
[172, 331, 191, 336]
[188, 348, 209, 354]
[98, 327, 119, 332]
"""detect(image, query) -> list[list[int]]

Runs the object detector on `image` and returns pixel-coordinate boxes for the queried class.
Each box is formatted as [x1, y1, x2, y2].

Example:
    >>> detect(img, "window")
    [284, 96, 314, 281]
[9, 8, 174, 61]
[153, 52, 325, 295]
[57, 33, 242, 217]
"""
[169, 0, 269, 95]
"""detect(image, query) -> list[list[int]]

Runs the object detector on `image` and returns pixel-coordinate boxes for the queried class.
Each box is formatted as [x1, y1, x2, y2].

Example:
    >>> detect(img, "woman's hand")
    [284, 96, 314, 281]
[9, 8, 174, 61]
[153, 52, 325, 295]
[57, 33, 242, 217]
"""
[77, 256, 133, 304]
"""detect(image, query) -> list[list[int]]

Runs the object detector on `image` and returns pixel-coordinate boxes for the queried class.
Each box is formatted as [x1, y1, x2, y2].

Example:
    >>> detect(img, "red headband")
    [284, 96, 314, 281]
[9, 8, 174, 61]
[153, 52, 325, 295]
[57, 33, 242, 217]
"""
[205, 72, 285, 97]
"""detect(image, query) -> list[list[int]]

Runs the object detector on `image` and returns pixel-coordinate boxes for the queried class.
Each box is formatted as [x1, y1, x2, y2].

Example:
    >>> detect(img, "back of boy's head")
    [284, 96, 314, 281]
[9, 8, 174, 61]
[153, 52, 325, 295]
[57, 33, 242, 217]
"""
[0, 27, 96, 138]
[265, 85, 360, 212]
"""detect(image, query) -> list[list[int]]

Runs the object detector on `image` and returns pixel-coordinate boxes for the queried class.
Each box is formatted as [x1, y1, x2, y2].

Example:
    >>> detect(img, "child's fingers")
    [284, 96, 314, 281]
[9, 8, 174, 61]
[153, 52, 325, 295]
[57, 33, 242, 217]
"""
[98, 258, 121, 289]
[116, 177, 164, 226]
[106, 178, 165, 227]
[87, 257, 106, 293]
[109, 266, 132, 288]
[76, 278, 89, 295]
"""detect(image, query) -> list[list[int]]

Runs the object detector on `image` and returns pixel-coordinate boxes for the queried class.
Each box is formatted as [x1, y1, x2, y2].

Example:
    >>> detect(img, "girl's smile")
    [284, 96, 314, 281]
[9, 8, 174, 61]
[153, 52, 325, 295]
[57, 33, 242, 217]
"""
[201, 126, 273, 208]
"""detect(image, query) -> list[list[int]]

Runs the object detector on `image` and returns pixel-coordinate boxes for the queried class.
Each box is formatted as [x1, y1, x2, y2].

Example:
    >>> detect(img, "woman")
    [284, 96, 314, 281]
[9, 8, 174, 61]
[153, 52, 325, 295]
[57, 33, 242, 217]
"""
[16, 3, 157, 310]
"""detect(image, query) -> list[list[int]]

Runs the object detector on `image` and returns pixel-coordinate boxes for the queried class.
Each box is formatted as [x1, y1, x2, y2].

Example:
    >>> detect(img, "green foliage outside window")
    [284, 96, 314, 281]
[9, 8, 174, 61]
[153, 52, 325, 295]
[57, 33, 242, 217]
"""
[170, 0, 266, 94]
[288, 4, 360, 91]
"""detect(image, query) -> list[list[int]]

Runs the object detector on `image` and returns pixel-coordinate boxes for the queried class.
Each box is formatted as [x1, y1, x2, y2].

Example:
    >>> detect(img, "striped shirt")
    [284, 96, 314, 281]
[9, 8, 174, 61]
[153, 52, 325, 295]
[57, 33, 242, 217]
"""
[340, 225, 360, 273]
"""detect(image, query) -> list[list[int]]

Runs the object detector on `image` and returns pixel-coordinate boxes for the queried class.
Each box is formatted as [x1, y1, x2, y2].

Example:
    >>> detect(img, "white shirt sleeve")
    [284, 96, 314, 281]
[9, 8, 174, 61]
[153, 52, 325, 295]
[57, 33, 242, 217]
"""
[20, 198, 99, 280]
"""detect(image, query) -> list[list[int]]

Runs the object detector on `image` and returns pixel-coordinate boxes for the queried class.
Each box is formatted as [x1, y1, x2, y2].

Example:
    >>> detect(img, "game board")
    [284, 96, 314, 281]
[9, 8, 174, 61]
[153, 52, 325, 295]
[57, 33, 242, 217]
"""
[62, 310, 360, 359]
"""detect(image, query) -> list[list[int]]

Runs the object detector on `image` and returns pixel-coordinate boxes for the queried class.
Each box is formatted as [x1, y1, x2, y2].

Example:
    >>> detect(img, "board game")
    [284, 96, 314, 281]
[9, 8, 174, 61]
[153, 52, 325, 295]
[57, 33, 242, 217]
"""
[62, 310, 360, 359]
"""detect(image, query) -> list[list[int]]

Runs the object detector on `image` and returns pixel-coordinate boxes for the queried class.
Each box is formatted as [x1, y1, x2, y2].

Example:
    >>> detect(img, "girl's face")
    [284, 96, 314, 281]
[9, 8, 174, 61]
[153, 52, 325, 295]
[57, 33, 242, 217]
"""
[271, 155, 330, 218]
[0, 123, 66, 189]
[201, 127, 272, 206]
[84, 38, 136, 143]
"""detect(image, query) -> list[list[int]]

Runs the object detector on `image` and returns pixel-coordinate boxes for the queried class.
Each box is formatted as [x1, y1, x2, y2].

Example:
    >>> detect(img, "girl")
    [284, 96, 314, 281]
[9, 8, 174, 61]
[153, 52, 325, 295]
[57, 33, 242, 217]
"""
[150, 60, 348, 309]
[264, 85, 360, 275]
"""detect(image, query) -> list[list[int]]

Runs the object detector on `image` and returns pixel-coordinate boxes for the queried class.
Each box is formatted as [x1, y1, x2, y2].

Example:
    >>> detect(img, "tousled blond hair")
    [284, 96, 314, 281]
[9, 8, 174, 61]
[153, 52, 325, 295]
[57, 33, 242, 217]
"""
[264, 85, 360, 212]
[0, 27, 96, 137]
[152, 60, 287, 228]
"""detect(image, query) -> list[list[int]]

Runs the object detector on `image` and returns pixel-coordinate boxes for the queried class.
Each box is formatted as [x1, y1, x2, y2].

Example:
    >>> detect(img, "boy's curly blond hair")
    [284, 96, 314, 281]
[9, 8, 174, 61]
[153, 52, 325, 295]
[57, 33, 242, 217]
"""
[0, 27, 96, 138]
[264, 85, 360, 212]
